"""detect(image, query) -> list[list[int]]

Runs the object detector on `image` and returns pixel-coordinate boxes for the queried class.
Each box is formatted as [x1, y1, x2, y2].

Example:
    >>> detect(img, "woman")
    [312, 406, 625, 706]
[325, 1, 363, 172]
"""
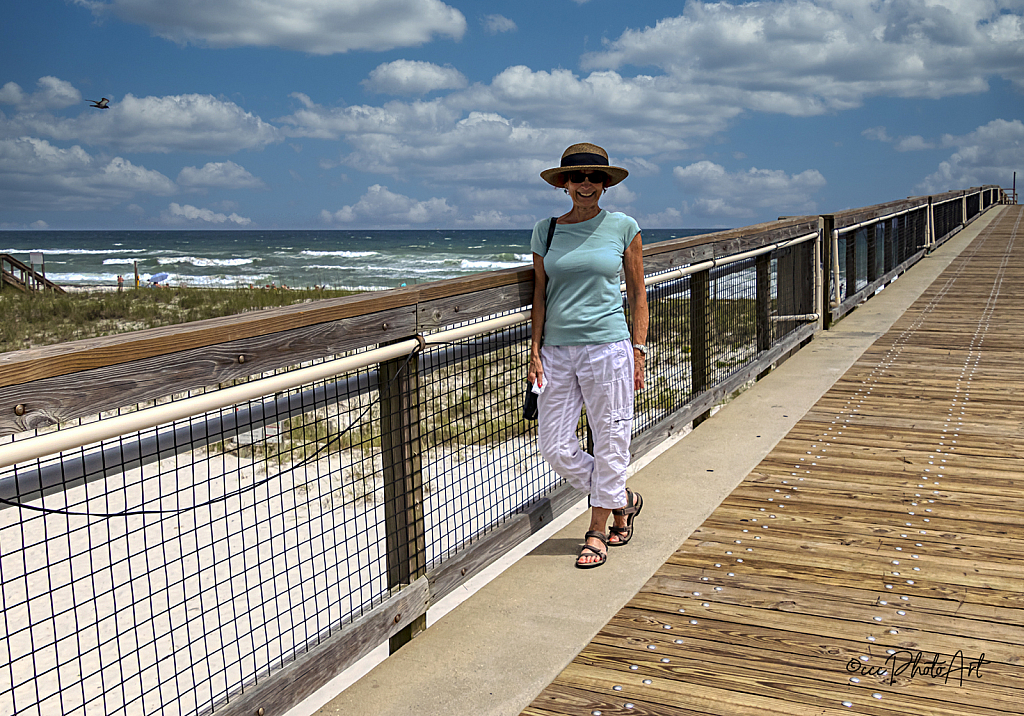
[528, 142, 649, 569]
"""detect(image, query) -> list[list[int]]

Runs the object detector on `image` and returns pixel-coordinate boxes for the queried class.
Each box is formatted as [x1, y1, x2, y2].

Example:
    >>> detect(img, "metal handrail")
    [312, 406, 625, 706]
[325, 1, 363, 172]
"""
[832, 203, 926, 236]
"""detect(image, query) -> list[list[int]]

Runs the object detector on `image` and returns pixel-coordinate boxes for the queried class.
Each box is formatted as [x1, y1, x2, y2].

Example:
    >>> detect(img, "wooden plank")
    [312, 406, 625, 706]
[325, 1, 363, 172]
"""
[637, 565, 1024, 650]
[416, 280, 533, 330]
[587, 629, 1019, 713]
[625, 592, 1021, 670]
[0, 289, 419, 388]
[523, 681, 707, 716]
[0, 306, 415, 434]
[641, 566, 1024, 629]
[553, 657, 944, 716]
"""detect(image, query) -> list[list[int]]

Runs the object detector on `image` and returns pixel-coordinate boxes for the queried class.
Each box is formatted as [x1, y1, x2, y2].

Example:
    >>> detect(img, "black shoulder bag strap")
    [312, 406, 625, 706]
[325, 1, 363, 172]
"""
[537, 217, 558, 348]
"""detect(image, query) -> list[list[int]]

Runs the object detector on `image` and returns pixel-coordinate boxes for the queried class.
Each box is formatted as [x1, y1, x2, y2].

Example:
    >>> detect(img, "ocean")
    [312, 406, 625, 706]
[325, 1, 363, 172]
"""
[1, 228, 710, 291]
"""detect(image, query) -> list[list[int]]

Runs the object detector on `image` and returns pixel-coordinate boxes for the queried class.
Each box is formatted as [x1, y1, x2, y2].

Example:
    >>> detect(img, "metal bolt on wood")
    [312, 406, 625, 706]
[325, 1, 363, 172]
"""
[14, 404, 25, 416]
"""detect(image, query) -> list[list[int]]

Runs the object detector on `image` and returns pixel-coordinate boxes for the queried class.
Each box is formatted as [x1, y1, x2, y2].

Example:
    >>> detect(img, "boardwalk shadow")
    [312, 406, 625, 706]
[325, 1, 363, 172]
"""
[531, 537, 587, 558]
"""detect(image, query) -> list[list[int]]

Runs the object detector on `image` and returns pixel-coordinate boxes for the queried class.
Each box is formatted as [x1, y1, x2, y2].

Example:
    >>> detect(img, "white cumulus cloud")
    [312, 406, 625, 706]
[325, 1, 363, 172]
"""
[2, 90, 282, 154]
[0, 77, 82, 111]
[321, 184, 456, 227]
[863, 126, 892, 143]
[362, 60, 468, 95]
[920, 118, 1024, 193]
[483, 14, 517, 34]
[583, 0, 1024, 115]
[895, 135, 935, 152]
[177, 160, 266, 189]
[75, 0, 467, 54]
[0, 136, 176, 211]
[164, 202, 252, 225]
[673, 161, 826, 219]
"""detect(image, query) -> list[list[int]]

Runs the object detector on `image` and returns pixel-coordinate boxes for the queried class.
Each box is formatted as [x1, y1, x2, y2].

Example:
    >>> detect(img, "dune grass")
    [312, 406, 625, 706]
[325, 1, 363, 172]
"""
[0, 285, 358, 353]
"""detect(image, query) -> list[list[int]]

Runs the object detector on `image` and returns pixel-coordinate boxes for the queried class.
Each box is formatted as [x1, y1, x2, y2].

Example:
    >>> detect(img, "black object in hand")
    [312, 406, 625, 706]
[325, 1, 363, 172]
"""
[523, 382, 539, 421]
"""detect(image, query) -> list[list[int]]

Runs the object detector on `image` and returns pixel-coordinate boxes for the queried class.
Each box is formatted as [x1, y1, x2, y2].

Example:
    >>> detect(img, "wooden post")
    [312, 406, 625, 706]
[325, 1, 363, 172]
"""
[29, 252, 43, 292]
[689, 269, 711, 426]
[927, 196, 935, 249]
[883, 219, 895, 274]
[379, 341, 426, 653]
[845, 228, 857, 301]
[777, 242, 813, 336]
[819, 215, 835, 330]
[755, 253, 771, 378]
[866, 226, 878, 285]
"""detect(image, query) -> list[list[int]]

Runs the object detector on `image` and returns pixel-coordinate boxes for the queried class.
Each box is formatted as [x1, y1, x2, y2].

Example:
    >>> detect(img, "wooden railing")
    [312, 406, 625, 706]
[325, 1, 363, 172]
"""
[0, 253, 65, 294]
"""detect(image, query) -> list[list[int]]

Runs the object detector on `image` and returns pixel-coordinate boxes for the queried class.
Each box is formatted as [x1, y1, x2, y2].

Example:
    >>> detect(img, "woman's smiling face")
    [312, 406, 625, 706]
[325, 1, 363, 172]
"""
[563, 170, 605, 208]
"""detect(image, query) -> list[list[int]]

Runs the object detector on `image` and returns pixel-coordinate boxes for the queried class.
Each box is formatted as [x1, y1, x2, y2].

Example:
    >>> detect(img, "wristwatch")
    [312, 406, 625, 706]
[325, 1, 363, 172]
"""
[632, 343, 647, 355]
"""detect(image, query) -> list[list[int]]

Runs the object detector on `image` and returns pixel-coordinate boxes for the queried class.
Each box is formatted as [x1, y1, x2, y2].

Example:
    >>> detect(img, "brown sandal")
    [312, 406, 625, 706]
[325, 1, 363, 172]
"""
[609, 488, 643, 547]
[575, 530, 608, 569]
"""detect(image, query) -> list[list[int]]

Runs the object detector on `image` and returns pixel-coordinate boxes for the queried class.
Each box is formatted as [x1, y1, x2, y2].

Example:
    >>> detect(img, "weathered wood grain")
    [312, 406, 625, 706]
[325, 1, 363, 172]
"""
[0, 306, 415, 434]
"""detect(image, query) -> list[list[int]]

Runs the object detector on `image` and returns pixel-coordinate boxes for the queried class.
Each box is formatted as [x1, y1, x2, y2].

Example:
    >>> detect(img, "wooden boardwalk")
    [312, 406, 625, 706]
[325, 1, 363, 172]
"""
[523, 205, 1024, 716]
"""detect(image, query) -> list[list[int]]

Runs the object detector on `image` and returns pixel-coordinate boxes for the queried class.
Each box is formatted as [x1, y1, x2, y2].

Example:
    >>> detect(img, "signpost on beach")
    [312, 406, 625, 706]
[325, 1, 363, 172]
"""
[29, 252, 44, 290]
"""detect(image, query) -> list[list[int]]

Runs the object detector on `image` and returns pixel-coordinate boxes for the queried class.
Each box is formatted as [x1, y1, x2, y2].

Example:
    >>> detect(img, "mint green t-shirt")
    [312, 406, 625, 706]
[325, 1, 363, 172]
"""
[531, 210, 641, 347]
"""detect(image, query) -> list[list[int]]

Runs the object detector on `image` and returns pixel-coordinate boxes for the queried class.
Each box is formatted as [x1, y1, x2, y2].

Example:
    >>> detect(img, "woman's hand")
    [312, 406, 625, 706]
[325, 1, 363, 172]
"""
[633, 351, 645, 392]
[528, 352, 544, 389]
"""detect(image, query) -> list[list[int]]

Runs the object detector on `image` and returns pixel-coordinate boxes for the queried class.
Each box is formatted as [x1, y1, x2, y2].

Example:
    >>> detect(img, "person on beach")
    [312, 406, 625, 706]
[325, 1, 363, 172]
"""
[528, 142, 649, 569]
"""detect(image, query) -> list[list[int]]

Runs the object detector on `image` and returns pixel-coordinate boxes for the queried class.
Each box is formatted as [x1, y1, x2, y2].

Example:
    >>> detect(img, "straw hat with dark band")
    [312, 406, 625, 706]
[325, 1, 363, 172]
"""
[540, 142, 629, 188]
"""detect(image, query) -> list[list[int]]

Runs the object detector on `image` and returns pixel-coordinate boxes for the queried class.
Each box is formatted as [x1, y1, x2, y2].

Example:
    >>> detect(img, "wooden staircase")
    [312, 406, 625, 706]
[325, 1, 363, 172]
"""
[1, 253, 65, 293]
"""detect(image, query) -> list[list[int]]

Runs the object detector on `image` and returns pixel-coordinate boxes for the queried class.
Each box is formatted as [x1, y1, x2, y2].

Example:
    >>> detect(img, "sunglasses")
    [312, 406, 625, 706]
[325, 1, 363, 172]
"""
[565, 170, 608, 184]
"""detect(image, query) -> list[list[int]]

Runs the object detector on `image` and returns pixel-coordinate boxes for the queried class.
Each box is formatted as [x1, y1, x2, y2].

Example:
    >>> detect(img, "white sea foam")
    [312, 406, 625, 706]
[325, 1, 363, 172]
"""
[362, 264, 457, 275]
[460, 259, 530, 270]
[300, 250, 378, 258]
[47, 271, 277, 287]
[157, 256, 256, 267]
[0, 247, 145, 255]
[175, 273, 273, 286]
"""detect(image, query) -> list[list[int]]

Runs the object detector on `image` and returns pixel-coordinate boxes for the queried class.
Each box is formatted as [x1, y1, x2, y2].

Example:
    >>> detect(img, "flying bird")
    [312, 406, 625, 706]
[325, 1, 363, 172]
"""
[86, 98, 110, 109]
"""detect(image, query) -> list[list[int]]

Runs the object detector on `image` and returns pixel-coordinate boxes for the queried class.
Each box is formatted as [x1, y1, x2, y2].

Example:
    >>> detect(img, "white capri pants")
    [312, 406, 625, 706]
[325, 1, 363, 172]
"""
[537, 339, 634, 509]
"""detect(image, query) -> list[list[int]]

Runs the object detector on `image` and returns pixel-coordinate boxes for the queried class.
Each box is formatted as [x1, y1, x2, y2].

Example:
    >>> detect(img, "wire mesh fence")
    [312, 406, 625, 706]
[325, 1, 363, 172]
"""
[0, 360, 400, 716]
[832, 206, 930, 308]
[934, 196, 965, 243]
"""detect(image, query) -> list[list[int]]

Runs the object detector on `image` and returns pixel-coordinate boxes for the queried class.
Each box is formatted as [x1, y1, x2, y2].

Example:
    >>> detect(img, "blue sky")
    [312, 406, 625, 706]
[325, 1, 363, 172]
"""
[1, 0, 1021, 230]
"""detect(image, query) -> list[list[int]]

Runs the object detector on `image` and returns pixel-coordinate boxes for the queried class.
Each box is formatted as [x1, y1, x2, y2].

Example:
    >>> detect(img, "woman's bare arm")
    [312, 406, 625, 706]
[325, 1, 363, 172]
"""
[528, 252, 546, 387]
[623, 232, 648, 391]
